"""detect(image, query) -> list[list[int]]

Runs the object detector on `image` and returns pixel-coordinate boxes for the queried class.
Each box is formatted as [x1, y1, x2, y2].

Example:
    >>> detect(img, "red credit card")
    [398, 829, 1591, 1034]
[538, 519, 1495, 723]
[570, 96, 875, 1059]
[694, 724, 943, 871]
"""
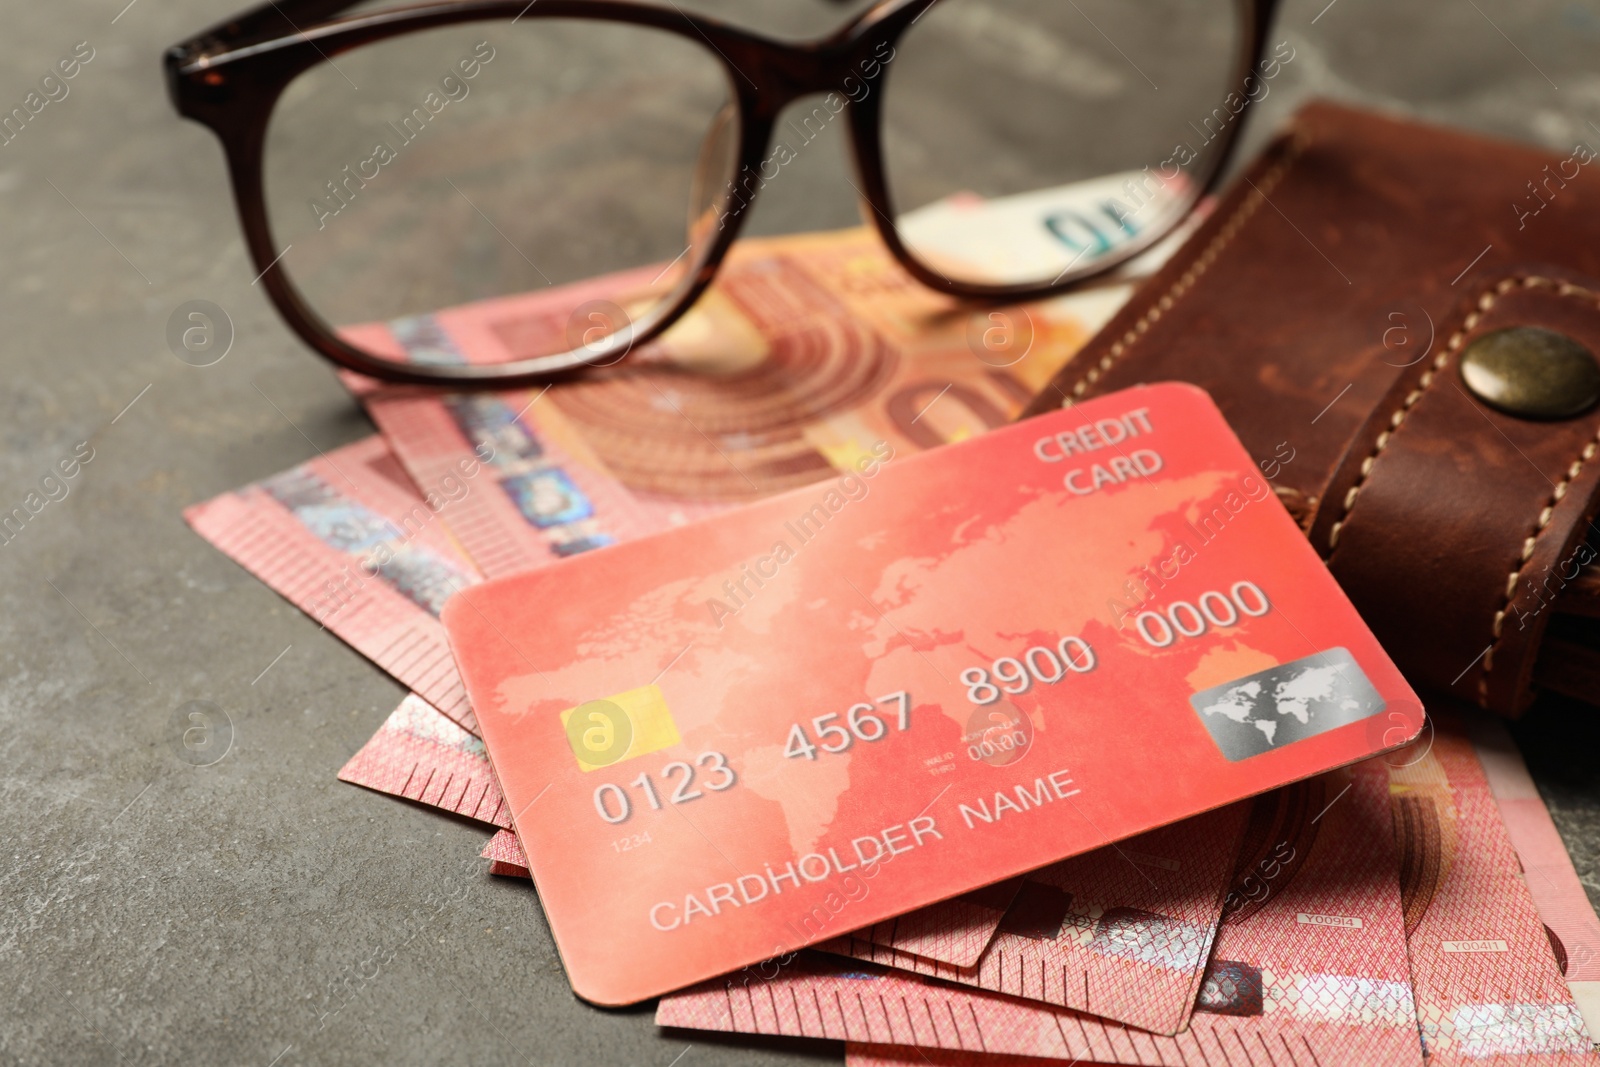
[444, 381, 1423, 1005]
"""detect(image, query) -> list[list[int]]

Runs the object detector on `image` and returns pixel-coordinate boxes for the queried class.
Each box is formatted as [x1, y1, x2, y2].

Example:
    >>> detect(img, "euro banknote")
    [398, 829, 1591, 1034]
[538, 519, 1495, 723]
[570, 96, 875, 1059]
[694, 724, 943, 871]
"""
[185, 435, 484, 732]
[821, 803, 1249, 1035]
[338, 693, 508, 827]
[1472, 715, 1600, 1040]
[481, 828, 529, 879]
[659, 762, 1421, 1067]
[823, 877, 1025, 969]
[1388, 714, 1595, 1064]
[347, 225, 1141, 580]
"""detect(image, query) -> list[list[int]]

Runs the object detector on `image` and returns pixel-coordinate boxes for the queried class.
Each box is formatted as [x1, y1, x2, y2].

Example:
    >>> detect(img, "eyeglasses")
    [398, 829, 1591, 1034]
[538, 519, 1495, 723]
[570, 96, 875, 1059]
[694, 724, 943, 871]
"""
[167, 0, 1280, 388]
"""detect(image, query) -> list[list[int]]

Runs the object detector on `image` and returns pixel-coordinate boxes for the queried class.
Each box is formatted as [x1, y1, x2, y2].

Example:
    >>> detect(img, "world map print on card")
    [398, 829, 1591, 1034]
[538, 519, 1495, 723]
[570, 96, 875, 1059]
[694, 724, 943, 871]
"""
[1191, 648, 1387, 760]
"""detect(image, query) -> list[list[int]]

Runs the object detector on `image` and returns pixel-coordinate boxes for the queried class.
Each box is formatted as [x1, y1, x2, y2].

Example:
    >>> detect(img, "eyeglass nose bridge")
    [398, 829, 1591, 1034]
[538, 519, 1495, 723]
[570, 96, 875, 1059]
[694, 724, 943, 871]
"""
[730, 34, 888, 122]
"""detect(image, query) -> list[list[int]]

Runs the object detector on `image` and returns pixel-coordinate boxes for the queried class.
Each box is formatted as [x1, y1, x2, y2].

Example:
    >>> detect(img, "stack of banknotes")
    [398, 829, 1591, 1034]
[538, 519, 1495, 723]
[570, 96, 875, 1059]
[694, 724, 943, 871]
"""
[185, 222, 1600, 1065]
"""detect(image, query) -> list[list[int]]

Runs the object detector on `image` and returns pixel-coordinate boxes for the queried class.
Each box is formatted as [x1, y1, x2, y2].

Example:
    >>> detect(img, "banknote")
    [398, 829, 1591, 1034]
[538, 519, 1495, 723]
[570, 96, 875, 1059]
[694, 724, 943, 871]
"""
[348, 225, 1142, 579]
[341, 353, 672, 581]
[821, 803, 1249, 1035]
[1472, 715, 1600, 1041]
[659, 762, 1421, 1066]
[185, 435, 484, 733]
[895, 181, 1210, 289]
[824, 878, 1024, 970]
[339, 693, 508, 827]
[481, 828, 529, 879]
[1388, 714, 1596, 1064]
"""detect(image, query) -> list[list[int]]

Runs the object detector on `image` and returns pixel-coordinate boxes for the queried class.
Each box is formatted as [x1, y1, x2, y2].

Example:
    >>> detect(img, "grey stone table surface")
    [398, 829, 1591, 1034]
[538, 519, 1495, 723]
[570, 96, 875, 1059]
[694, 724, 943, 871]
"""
[2, 0, 1599, 1064]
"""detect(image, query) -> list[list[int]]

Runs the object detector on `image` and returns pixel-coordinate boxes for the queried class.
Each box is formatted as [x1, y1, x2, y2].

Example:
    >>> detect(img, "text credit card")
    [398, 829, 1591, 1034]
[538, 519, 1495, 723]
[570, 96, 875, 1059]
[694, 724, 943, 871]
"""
[443, 381, 1424, 1005]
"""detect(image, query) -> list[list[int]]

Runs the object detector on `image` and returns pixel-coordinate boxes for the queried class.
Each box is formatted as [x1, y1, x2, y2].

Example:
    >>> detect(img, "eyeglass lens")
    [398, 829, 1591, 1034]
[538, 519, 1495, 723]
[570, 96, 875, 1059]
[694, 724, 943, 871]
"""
[260, 0, 1246, 373]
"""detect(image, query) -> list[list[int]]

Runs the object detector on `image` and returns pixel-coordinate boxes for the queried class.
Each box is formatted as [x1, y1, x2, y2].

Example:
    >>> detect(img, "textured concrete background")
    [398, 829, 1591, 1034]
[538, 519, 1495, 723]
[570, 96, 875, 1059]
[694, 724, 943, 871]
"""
[1, 0, 1598, 1064]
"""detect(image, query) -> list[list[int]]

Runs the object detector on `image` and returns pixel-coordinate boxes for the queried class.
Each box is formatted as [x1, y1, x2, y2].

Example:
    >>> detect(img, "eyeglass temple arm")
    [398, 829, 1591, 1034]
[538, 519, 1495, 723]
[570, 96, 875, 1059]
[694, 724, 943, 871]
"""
[179, 0, 863, 55]
[174, 0, 371, 56]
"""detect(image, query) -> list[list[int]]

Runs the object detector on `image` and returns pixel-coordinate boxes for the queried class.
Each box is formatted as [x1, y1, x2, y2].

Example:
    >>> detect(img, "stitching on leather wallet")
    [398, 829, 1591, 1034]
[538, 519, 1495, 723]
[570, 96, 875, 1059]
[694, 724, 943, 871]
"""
[1056, 133, 1311, 404]
[1482, 426, 1600, 702]
[1329, 275, 1600, 705]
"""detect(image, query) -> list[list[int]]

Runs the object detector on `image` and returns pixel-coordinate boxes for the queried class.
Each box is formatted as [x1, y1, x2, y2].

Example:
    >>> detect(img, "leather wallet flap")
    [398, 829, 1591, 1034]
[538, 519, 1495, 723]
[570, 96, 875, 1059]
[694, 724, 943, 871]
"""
[1310, 269, 1600, 714]
[1022, 100, 1600, 716]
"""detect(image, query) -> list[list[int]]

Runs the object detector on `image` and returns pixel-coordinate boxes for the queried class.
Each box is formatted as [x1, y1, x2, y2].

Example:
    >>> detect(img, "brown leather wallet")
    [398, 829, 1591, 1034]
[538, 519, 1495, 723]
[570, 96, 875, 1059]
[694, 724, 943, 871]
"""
[1021, 101, 1600, 717]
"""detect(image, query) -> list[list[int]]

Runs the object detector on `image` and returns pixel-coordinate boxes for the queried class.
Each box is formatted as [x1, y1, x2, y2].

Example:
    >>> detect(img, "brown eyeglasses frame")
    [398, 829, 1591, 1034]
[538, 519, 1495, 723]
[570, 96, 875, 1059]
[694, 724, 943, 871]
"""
[166, 0, 1280, 389]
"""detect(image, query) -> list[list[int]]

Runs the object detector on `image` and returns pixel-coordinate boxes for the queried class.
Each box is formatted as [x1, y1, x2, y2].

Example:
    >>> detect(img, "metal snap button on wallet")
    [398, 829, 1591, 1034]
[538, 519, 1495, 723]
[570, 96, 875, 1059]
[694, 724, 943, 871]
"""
[1459, 326, 1600, 420]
